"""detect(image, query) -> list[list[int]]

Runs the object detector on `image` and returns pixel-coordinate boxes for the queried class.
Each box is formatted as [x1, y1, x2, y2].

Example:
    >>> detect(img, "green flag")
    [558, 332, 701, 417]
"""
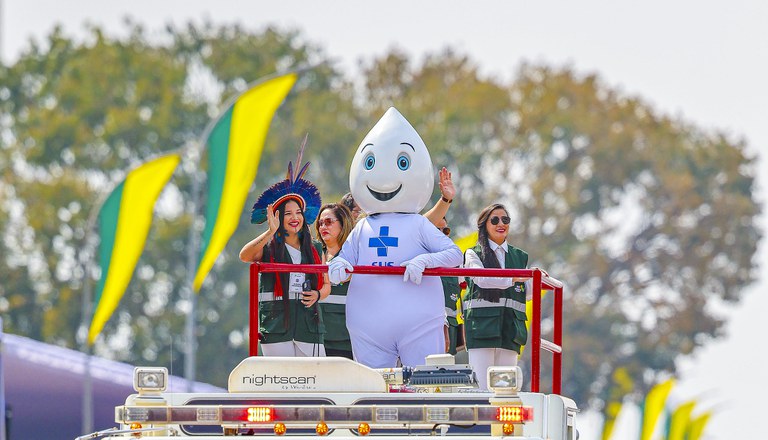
[193, 73, 297, 291]
[89, 154, 180, 344]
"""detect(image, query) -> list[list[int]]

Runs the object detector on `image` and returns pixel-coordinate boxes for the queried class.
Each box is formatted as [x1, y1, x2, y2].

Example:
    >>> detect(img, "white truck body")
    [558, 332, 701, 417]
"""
[86, 357, 578, 440]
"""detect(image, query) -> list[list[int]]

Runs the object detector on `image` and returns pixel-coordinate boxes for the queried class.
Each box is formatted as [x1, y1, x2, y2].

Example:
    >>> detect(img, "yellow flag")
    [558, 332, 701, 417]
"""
[601, 401, 623, 440]
[640, 379, 675, 440]
[452, 232, 478, 324]
[667, 401, 696, 440]
[601, 367, 634, 440]
[89, 154, 180, 344]
[454, 231, 479, 253]
[455, 296, 464, 324]
[687, 411, 711, 440]
[193, 73, 297, 291]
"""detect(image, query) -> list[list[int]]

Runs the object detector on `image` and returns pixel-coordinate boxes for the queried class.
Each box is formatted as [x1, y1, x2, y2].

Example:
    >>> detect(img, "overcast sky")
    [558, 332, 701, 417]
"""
[3, 1, 766, 438]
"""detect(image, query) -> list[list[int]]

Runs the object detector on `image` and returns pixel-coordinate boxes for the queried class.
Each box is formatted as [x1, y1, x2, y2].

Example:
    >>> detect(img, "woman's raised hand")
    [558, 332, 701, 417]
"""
[266, 204, 280, 235]
[439, 167, 455, 201]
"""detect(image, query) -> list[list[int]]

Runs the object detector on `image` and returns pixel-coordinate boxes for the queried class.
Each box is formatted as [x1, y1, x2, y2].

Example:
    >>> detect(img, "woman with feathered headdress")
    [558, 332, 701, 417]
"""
[239, 135, 330, 356]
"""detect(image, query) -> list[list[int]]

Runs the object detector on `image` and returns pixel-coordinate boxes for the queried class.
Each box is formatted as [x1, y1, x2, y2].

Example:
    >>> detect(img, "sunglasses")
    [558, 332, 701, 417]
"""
[440, 227, 451, 236]
[317, 217, 339, 227]
[489, 216, 511, 225]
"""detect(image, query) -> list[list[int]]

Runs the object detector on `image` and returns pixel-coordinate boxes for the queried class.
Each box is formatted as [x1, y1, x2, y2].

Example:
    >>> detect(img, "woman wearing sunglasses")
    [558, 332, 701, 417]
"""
[463, 203, 530, 390]
[314, 203, 356, 359]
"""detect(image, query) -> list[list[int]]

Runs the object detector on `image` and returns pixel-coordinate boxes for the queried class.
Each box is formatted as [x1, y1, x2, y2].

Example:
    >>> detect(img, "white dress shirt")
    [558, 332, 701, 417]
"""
[464, 239, 514, 290]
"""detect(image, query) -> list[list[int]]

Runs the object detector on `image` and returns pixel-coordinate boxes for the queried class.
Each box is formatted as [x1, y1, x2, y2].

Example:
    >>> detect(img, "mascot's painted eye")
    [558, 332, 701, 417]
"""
[397, 154, 410, 171]
[364, 154, 376, 170]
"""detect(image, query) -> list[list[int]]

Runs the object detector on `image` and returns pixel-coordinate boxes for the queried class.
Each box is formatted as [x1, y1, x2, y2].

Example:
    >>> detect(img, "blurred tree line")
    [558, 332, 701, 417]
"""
[0, 21, 761, 414]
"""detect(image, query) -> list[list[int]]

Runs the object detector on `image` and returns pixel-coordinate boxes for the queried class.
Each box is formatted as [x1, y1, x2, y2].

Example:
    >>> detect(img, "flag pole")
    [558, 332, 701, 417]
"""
[78, 189, 104, 435]
[181, 88, 230, 391]
[1, 316, 7, 440]
[183, 149, 201, 391]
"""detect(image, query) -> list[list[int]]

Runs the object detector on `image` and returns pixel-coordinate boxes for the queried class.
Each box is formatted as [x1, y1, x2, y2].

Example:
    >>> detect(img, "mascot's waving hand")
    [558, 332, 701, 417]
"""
[328, 107, 462, 368]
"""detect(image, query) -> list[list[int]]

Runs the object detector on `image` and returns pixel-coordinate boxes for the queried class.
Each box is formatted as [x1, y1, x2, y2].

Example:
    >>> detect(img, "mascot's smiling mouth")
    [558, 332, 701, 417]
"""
[367, 184, 402, 201]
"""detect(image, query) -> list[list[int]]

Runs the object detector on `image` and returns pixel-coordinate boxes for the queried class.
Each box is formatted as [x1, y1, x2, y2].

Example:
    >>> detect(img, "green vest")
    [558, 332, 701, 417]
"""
[258, 241, 325, 345]
[441, 276, 461, 327]
[319, 281, 351, 352]
[464, 243, 529, 352]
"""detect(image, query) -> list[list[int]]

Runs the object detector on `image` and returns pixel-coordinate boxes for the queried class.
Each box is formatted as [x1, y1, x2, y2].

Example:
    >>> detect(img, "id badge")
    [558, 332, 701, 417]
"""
[289, 272, 305, 296]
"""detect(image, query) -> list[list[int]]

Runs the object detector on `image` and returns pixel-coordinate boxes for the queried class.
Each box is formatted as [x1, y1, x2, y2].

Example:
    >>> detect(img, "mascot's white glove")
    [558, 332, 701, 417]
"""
[328, 256, 354, 285]
[400, 254, 433, 285]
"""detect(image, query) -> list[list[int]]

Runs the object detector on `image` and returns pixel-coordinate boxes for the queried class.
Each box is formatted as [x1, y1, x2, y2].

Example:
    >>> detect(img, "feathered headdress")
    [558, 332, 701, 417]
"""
[250, 134, 322, 225]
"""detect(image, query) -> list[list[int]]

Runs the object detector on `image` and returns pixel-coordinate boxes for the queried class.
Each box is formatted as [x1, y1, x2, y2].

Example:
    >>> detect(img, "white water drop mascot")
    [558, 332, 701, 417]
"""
[328, 107, 463, 368]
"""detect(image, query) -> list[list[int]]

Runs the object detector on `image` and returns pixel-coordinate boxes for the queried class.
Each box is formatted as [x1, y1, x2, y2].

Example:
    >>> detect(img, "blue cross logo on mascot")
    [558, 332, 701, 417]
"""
[369, 226, 398, 264]
[328, 107, 463, 368]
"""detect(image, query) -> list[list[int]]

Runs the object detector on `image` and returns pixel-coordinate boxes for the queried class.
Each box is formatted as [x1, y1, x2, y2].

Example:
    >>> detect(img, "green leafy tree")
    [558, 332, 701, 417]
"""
[504, 64, 760, 407]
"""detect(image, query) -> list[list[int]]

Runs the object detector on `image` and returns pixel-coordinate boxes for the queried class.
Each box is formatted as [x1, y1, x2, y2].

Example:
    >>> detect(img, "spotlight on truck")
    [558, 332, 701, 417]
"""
[487, 366, 523, 396]
[133, 367, 168, 394]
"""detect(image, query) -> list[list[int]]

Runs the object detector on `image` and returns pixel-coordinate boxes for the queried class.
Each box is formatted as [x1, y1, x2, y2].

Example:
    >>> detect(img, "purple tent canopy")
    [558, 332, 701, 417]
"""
[1, 333, 224, 440]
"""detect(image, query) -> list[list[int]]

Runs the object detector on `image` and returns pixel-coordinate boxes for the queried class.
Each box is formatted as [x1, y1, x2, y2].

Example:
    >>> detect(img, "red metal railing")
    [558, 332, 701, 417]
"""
[249, 263, 564, 394]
